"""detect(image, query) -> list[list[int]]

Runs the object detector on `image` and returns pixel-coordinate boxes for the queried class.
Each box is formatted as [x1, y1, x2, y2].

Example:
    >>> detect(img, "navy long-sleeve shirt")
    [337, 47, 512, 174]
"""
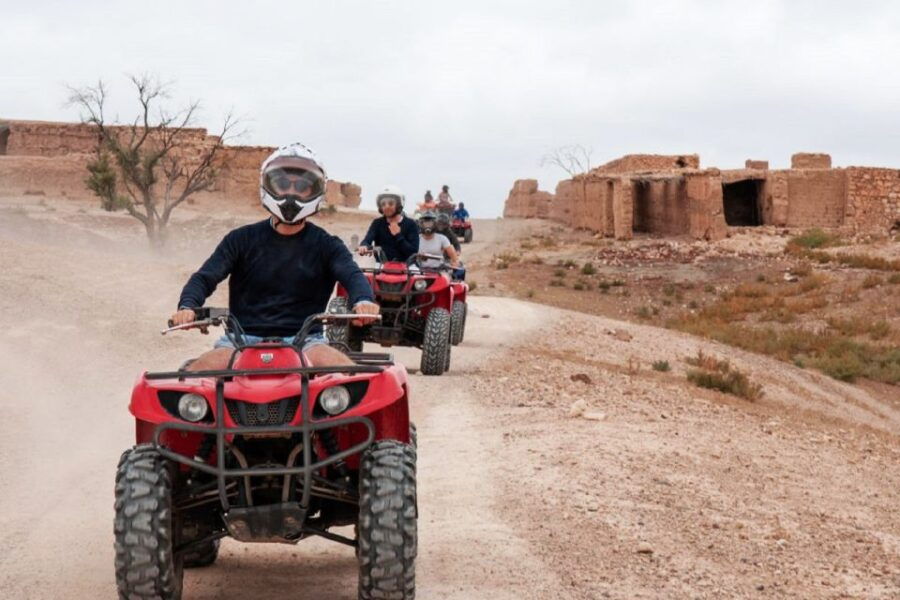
[359, 215, 419, 262]
[178, 220, 374, 337]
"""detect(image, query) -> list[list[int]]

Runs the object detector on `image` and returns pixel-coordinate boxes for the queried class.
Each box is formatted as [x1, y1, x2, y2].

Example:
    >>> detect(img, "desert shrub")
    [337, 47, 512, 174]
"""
[580, 262, 597, 276]
[573, 280, 590, 291]
[526, 289, 535, 298]
[635, 306, 653, 319]
[549, 278, 565, 287]
[469, 281, 478, 291]
[789, 228, 842, 250]
[684, 351, 762, 400]
[610, 279, 626, 287]
[889, 273, 900, 284]
[862, 274, 883, 289]
[553, 268, 566, 278]
[793, 262, 813, 277]
[597, 280, 611, 291]
[663, 283, 677, 297]
[563, 259, 577, 268]
[756, 274, 767, 283]
[734, 283, 771, 298]
[704, 284, 715, 294]
[652, 360, 671, 372]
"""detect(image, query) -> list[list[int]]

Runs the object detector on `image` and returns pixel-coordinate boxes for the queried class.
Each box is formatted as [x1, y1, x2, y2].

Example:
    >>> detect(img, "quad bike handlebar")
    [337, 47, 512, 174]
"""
[162, 308, 380, 349]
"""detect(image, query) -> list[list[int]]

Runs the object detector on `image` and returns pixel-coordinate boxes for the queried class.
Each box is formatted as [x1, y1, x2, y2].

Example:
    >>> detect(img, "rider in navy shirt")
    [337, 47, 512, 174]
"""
[358, 185, 419, 262]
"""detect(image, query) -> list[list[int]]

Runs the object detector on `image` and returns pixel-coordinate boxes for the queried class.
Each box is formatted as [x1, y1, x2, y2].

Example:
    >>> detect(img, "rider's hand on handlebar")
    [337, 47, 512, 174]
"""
[352, 301, 380, 326]
[170, 309, 196, 326]
[357, 245, 372, 256]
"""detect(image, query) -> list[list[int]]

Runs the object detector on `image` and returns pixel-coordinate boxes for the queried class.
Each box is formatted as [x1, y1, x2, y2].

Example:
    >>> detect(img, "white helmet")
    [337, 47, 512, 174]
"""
[375, 184, 405, 214]
[259, 143, 328, 223]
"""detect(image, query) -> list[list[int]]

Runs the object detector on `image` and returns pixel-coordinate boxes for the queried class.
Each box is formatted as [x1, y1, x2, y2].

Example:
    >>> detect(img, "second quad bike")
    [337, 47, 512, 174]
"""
[327, 250, 468, 375]
[115, 308, 417, 600]
[451, 217, 473, 243]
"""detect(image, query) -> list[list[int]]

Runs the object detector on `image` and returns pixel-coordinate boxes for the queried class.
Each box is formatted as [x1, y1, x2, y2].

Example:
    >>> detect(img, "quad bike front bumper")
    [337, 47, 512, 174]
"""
[145, 362, 384, 544]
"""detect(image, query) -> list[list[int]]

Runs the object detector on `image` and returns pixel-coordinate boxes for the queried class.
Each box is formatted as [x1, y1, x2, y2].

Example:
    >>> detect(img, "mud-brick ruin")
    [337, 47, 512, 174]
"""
[0, 119, 362, 208]
[504, 153, 900, 240]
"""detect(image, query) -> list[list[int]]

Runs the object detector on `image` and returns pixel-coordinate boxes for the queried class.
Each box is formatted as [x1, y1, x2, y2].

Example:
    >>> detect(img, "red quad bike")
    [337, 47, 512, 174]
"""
[451, 218, 473, 244]
[116, 308, 417, 600]
[327, 250, 468, 376]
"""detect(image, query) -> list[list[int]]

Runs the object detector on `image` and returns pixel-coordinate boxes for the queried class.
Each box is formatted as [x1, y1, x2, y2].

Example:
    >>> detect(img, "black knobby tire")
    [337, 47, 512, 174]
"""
[183, 539, 219, 568]
[450, 300, 467, 346]
[357, 440, 417, 600]
[326, 297, 350, 344]
[114, 445, 183, 600]
[409, 422, 417, 450]
[420, 307, 450, 375]
[463, 228, 473, 243]
[326, 297, 363, 351]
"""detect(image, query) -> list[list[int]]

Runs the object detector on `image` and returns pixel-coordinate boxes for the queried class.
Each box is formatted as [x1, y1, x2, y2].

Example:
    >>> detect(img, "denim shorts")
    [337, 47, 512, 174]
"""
[213, 332, 328, 351]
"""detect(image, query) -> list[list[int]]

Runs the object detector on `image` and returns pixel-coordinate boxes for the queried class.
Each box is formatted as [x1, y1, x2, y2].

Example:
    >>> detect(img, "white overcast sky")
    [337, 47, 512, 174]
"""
[3, 0, 900, 216]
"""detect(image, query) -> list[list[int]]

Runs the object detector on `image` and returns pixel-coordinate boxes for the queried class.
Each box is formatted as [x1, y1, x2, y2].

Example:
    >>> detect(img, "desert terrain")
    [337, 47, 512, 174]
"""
[0, 195, 897, 599]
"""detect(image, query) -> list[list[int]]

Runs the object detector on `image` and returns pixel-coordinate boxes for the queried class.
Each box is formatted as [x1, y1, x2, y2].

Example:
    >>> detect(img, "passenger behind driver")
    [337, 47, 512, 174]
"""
[416, 211, 459, 272]
[435, 212, 461, 254]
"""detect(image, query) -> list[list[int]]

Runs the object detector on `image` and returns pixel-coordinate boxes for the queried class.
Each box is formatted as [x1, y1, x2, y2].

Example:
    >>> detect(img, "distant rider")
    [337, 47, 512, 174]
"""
[170, 143, 379, 370]
[436, 184, 454, 215]
[435, 212, 462, 254]
[358, 185, 419, 262]
[416, 211, 460, 271]
[417, 190, 437, 213]
[452, 202, 469, 221]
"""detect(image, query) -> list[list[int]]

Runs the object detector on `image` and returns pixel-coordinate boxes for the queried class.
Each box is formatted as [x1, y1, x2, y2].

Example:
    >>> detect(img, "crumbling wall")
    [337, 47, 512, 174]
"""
[594, 153, 699, 174]
[845, 168, 900, 233]
[791, 153, 832, 169]
[503, 179, 554, 219]
[324, 180, 363, 208]
[0, 155, 90, 197]
[631, 177, 690, 235]
[759, 171, 789, 225]
[785, 170, 846, 227]
[685, 171, 727, 240]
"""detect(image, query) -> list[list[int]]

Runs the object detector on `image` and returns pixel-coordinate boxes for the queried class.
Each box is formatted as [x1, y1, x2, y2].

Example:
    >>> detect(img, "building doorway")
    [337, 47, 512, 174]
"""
[722, 179, 762, 226]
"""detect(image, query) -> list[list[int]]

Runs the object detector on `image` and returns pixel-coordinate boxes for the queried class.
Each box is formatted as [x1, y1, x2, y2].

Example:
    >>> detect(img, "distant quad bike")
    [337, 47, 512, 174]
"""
[451, 218, 473, 244]
[115, 308, 417, 600]
[327, 249, 468, 376]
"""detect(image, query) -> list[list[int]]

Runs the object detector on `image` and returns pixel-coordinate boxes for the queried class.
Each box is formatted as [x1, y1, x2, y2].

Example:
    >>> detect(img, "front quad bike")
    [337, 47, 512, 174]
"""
[451, 218, 473, 244]
[116, 308, 417, 600]
[327, 251, 455, 376]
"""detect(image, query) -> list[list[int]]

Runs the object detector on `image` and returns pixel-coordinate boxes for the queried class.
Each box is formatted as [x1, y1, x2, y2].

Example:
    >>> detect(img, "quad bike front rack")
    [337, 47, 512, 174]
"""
[146, 311, 389, 545]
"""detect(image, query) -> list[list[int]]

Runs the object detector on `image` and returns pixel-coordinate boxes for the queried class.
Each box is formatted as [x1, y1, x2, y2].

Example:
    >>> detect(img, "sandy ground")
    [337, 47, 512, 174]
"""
[0, 198, 897, 599]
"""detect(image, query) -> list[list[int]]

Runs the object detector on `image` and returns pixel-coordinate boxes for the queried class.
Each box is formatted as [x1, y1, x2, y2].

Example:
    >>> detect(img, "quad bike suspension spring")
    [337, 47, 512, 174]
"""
[318, 430, 350, 480]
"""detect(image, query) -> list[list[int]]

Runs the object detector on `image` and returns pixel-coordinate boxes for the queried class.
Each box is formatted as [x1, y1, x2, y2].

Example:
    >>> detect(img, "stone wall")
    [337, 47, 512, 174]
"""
[593, 153, 700, 174]
[845, 168, 900, 233]
[0, 119, 362, 209]
[504, 151, 900, 238]
[791, 153, 832, 169]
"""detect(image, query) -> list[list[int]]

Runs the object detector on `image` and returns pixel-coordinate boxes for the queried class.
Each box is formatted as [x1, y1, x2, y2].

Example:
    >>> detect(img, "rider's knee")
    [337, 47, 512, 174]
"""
[186, 348, 233, 371]
[305, 344, 354, 367]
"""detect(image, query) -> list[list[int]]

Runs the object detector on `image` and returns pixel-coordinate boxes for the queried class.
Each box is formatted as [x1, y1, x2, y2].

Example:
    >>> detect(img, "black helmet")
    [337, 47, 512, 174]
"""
[418, 210, 437, 234]
[436, 212, 451, 228]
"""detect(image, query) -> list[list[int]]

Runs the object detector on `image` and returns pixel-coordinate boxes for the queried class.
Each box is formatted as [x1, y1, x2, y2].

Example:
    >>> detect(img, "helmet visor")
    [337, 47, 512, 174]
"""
[263, 167, 325, 202]
[377, 194, 401, 207]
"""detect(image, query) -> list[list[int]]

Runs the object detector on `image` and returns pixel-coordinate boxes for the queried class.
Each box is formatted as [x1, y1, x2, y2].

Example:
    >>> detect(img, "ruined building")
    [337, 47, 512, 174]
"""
[0, 119, 362, 208]
[504, 153, 900, 240]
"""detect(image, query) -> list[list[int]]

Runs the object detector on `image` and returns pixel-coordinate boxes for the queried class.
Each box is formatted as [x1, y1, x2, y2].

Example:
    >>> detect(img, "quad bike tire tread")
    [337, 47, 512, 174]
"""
[357, 440, 417, 600]
[463, 228, 473, 243]
[114, 444, 183, 600]
[326, 297, 363, 351]
[450, 300, 467, 346]
[420, 307, 451, 375]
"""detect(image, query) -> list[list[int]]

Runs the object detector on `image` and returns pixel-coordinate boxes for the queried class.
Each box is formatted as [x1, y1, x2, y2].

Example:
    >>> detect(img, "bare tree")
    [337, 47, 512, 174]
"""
[67, 75, 242, 245]
[540, 144, 594, 177]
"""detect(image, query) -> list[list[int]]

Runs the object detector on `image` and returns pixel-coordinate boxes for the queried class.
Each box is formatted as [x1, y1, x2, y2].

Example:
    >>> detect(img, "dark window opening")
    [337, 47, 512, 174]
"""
[722, 179, 762, 226]
[0, 127, 9, 155]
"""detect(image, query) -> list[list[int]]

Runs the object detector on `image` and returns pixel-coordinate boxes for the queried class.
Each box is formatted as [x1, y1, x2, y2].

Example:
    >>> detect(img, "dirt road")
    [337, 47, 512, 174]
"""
[0, 202, 897, 599]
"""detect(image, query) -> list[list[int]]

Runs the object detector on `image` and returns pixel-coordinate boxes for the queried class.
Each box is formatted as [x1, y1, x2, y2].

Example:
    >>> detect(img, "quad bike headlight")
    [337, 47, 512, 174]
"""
[177, 393, 209, 422]
[319, 385, 351, 415]
[413, 279, 429, 291]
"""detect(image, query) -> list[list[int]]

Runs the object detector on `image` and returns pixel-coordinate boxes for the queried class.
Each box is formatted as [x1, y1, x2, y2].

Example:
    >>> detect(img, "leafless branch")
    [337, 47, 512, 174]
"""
[541, 144, 594, 178]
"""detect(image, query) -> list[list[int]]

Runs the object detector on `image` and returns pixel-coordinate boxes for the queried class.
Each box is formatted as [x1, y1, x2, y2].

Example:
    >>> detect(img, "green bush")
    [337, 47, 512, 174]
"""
[652, 360, 671, 372]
